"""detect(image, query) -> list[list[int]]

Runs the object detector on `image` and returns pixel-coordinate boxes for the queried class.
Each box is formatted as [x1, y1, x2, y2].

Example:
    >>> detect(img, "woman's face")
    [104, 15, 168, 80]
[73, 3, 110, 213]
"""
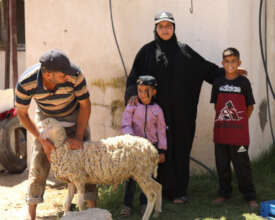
[156, 21, 174, 41]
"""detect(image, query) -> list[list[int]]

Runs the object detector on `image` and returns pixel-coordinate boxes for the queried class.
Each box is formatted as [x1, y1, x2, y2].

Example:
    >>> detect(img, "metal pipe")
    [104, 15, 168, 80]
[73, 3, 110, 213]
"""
[10, 0, 18, 89]
[4, 0, 10, 89]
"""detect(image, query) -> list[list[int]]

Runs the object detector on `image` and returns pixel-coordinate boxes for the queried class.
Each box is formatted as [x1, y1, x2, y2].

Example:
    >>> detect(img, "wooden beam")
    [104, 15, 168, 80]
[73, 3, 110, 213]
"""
[9, 0, 18, 89]
[4, 0, 10, 89]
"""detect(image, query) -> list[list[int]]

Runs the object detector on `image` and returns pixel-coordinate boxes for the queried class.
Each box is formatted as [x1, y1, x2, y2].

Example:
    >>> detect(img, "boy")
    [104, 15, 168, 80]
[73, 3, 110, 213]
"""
[210, 48, 258, 208]
[120, 75, 167, 217]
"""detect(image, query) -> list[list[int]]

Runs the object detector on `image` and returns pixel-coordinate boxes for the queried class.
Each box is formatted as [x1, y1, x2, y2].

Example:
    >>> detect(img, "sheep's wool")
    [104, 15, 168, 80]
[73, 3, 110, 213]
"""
[40, 118, 159, 187]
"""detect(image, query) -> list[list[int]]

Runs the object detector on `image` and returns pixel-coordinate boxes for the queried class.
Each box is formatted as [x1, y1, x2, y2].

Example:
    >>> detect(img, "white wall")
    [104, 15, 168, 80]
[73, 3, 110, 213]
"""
[24, 0, 275, 170]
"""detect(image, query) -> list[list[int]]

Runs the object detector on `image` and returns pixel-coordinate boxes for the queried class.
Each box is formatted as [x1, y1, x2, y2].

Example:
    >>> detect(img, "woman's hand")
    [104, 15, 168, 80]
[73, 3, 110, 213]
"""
[128, 96, 138, 105]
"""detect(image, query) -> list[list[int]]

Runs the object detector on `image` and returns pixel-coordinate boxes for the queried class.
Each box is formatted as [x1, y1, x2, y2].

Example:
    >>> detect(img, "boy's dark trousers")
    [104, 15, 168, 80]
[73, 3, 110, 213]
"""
[123, 178, 147, 207]
[215, 144, 256, 201]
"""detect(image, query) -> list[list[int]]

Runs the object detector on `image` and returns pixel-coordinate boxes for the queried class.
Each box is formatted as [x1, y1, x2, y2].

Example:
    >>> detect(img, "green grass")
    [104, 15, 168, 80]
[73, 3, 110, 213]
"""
[97, 146, 275, 220]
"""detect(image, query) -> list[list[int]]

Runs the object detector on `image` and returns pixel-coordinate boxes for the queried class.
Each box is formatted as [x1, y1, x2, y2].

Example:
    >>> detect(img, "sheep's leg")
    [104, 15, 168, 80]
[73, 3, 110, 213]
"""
[153, 182, 162, 218]
[75, 182, 86, 211]
[64, 183, 76, 214]
[135, 177, 159, 220]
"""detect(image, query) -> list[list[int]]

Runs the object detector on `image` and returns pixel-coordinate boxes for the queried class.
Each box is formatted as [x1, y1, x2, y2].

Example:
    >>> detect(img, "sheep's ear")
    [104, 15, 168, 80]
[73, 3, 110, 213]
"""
[59, 121, 75, 128]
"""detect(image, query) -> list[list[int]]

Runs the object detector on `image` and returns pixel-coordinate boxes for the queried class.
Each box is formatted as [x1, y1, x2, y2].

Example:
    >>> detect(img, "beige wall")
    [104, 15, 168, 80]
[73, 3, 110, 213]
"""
[24, 0, 275, 171]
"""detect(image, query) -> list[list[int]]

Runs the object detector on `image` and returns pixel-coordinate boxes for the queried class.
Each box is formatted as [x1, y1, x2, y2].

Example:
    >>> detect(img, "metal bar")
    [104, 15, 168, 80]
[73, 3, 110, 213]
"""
[4, 0, 10, 89]
[10, 0, 18, 88]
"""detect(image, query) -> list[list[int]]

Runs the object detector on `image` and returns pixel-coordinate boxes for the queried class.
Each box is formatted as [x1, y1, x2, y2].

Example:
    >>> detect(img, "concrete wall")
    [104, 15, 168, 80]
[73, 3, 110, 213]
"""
[24, 0, 275, 171]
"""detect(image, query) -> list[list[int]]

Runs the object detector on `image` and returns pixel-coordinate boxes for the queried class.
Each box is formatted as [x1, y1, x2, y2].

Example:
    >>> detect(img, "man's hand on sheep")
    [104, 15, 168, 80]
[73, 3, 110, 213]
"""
[66, 137, 83, 150]
[39, 136, 56, 162]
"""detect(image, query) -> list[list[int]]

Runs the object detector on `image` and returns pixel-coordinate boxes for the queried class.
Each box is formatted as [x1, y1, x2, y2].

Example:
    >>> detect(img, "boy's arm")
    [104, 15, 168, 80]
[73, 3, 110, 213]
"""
[247, 105, 254, 119]
[156, 107, 167, 152]
[121, 105, 135, 135]
[244, 78, 255, 119]
[156, 107, 167, 164]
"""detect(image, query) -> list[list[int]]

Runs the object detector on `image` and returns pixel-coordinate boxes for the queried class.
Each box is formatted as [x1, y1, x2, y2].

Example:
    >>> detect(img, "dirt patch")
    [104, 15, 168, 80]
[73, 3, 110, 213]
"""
[0, 170, 70, 220]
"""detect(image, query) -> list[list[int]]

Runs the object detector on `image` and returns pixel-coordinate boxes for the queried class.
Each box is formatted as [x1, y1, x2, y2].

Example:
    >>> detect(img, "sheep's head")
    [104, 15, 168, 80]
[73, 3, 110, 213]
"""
[38, 118, 75, 148]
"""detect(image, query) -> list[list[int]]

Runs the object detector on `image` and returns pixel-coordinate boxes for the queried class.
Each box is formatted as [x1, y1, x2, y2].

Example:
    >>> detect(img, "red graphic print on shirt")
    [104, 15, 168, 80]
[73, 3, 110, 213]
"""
[216, 100, 244, 122]
[214, 93, 249, 146]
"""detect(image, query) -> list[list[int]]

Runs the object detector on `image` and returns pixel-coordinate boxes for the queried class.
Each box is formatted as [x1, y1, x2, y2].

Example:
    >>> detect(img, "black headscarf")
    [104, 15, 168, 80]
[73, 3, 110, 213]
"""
[154, 24, 178, 68]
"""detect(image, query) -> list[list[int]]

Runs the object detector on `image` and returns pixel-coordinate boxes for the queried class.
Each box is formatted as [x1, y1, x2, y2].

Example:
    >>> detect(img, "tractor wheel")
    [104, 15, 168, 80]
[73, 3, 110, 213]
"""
[0, 116, 27, 173]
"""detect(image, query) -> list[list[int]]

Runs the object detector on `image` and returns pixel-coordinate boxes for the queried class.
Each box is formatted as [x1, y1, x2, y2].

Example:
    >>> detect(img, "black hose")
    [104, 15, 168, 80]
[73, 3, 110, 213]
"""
[108, 0, 128, 78]
[259, 0, 275, 99]
[189, 156, 216, 177]
[259, 0, 275, 144]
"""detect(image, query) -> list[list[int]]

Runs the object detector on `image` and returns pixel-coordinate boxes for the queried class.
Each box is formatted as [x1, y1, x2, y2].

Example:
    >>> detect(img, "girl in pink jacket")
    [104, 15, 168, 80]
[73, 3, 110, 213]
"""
[120, 75, 167, 217]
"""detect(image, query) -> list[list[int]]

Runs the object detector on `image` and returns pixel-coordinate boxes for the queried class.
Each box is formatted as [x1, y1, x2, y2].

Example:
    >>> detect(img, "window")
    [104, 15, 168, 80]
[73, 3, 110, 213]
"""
[0, 0, 25, 50]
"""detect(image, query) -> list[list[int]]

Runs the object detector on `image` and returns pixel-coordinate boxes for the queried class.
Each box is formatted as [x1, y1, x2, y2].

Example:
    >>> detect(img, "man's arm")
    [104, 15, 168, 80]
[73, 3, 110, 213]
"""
[76, 98, 91, 140]
[67, 98, 91, 150]
[17, 107, 40, 138]
[16, 107, 56, 161]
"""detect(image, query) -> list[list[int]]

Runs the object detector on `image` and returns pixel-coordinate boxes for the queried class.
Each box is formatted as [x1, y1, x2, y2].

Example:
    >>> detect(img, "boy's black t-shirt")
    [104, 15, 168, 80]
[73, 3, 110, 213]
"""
[210, 75, 255, 146]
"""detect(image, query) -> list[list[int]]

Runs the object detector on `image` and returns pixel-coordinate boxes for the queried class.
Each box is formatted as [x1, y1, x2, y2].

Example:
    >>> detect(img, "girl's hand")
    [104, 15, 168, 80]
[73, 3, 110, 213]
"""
[159, 153, 166, 163]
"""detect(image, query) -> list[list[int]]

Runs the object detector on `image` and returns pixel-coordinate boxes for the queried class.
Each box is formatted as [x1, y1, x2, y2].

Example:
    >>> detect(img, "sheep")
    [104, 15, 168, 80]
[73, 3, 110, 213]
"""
[38, 117, 162, 220]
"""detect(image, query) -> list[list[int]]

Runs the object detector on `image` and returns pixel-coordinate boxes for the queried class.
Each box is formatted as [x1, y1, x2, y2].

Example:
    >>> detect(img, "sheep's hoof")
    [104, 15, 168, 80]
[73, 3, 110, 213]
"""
[153, 211, 161, 218]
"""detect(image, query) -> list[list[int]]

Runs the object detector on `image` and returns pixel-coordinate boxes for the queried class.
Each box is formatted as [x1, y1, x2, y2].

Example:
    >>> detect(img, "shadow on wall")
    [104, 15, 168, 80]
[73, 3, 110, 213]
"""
[259, 99, 267, 132]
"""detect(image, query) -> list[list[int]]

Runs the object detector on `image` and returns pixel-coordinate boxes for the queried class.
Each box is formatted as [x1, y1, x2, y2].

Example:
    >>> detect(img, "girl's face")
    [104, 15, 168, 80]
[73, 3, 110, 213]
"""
[137, 85, 156, 105]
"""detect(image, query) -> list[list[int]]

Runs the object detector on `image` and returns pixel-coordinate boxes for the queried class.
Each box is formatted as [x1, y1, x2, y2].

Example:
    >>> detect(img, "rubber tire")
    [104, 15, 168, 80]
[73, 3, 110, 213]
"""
[0, 116, 27, 173]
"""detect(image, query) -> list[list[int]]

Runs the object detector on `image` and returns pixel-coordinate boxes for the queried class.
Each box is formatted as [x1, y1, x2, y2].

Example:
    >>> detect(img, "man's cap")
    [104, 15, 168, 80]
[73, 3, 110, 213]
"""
[39, 49, 73, 74]
[154, 11, 175, 24]
[223, 47, 240, 59]
[137, 75, 158, 87]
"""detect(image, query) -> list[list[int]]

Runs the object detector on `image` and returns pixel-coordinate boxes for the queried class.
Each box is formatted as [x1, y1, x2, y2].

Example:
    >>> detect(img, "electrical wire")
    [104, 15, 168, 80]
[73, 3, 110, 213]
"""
[108, 0, 128, 78]
[259, 0, 275, 144]
[259, 0, 275, 99]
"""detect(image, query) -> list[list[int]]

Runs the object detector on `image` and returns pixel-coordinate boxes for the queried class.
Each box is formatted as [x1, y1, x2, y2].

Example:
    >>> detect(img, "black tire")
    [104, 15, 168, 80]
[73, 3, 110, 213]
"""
[0, 116, 27, 173]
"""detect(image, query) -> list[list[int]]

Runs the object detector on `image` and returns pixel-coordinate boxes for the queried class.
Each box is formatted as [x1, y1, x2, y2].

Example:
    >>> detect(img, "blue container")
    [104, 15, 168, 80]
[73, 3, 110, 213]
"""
[260, 200, 275, 217]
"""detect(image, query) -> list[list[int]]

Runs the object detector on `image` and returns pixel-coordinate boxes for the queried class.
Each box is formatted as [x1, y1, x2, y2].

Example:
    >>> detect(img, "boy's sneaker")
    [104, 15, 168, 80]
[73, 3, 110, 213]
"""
[248, 200, 258, 208]
[212, 197, 228, 204]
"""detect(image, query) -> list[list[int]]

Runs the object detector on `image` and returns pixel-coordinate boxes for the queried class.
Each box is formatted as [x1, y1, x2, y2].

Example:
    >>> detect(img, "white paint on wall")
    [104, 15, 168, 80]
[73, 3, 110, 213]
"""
[24, 0, 275, 170]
